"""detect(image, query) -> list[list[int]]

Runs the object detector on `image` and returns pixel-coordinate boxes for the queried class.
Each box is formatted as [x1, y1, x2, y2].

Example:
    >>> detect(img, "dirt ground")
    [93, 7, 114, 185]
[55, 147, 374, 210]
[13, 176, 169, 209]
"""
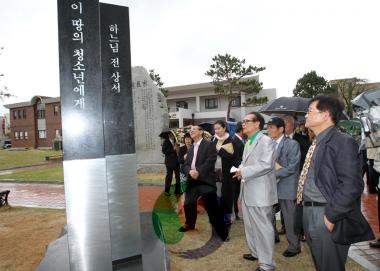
[0, 206, 66, 271]
[167, 212, 366, 271]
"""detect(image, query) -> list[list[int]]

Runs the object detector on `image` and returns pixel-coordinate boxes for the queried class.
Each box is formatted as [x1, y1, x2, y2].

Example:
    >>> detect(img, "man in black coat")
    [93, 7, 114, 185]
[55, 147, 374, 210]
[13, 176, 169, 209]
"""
[282, 115, 310, 171]
[179, 125, 228, 241]
[299, 95, 374, 271]
[162, 132, 181, 195]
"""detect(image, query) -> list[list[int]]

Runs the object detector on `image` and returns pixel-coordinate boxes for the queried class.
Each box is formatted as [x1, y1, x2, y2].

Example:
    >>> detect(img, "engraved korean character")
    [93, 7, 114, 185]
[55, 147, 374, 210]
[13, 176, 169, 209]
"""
[72, 31, 83, 43]
[73, 61, 85, 71]
[109, 33, 119, 43]
[142, 80, 147, 87]
[73, 48, 84, 60]
[112, 82, 120, 93]
[136, 81, 141, 88]
[73, 71, 84, 84]
[109, 24, 119, 34]
[73, 85, 85, 96]
[111, 57, 119, 68]
[111, 71, 120, 82]
[74, 97, 85, 110]
[72, 19, 84, 32]
[71, 2, 82, 14]
[109, 42, 119, 53]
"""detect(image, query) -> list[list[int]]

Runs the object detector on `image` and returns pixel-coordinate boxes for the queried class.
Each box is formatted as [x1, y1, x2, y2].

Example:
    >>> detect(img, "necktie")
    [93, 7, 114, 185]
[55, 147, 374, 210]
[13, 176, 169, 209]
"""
[296, 140, 316, 204]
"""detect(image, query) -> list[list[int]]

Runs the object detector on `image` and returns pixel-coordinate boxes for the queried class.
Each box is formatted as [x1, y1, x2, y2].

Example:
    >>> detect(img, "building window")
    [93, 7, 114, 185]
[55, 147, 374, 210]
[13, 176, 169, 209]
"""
[37, 109, 45, 119]
[38, 130, 46, 139]
[18, 110, 22, 119]
[54, 105, 59, 116]
[24, 131, 28, 139]
[205, 98, 218, 109]
[176, 101, 188, 110]
[23, 109, 27, 119]
[231, 96, 241, 107]
[13, 111, 17, 120]
[15, 132, 19, 140]
[55, 129, 61, 137]
[20, 131, 24, 140]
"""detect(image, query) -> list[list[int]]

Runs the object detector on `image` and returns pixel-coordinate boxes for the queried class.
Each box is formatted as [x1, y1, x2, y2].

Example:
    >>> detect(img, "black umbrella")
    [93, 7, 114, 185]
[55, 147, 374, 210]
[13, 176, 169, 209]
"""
[352, 87, 380, 110]
[259, 97, 311, 116]
[159, 128, 177, 141]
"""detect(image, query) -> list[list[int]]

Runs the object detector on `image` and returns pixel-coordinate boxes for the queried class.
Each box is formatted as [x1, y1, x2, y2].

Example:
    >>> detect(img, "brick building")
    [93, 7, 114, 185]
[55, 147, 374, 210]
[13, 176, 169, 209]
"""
[4, 96, 62, 148]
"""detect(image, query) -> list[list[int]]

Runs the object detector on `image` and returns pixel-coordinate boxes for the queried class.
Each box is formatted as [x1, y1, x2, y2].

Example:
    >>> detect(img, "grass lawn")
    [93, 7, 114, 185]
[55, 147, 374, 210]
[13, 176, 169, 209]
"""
[0, 149, 62, 170]
[0, 165, 165, 185]
[0, 166, 64, 183]
[0, 206, 66, 271]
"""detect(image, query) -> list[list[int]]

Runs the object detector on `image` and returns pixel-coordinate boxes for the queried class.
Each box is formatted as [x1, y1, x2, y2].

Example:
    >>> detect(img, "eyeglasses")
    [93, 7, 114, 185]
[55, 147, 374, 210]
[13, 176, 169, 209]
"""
[242, 119, 256, 124]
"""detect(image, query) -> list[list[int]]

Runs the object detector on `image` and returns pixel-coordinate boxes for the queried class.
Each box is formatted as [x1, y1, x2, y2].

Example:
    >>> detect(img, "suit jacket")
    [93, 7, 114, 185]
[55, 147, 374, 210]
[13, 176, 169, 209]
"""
[162, 138, 179, 167]
[212, 136, 239, 185]
[232, 135, 244, 167]
[182, 139, 217, 197]
[178, 145, 189, 166]
[292, 132, 310, 171]
[314, 127, 374, 245]
[239, 133, 277, 207]
[275, 136, 301, 200]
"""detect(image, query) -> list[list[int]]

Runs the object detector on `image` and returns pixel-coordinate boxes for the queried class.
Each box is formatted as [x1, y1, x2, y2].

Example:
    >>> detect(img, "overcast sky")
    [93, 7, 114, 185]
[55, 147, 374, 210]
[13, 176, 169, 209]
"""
[1, 0, 379, 115]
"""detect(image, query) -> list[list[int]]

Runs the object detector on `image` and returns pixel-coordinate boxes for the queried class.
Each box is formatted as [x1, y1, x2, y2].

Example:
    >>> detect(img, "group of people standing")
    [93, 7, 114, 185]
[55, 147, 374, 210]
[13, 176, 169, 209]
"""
[161, 95, 374, 271]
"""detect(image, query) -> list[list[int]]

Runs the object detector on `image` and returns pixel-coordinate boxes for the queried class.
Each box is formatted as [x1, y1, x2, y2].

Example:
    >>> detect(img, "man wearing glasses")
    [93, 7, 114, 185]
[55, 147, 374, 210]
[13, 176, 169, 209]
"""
[299, 95, 374, 270]
[180, 125, 229, 241]
[234, 112, 277, 271]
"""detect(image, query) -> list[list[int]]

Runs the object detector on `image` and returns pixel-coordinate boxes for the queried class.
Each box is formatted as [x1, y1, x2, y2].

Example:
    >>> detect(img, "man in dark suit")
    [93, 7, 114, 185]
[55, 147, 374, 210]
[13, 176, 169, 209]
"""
[162, 132, 181, 196]
[299, 95, 374, 270]
[268, 117, 301, 257]
[179, 125, 228, 241]
[282, 115, 310, 171]
[231, 121, 245, 220]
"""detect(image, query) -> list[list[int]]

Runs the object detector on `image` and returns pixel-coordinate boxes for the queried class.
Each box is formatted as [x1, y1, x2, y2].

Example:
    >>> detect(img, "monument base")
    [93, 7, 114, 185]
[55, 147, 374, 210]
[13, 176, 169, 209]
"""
[137, 163, 166, 174]
[37, 212, 170, 271]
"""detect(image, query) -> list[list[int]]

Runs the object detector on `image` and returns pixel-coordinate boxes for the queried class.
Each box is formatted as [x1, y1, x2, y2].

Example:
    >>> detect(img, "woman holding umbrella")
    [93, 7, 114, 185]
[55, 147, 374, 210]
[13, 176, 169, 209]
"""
[160, 129, 181, 196]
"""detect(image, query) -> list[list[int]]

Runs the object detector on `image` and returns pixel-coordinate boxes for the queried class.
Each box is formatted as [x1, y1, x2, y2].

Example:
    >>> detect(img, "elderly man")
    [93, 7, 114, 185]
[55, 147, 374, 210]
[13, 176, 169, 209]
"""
[267, 117, 301, 257]
[180, 125, 228, 241]
[297, 95, 374, 270]
[235, 112, 277, 271]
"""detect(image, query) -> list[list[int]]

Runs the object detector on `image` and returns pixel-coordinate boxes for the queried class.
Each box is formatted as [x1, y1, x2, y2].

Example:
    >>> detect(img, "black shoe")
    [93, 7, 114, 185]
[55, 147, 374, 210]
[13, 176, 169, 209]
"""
[235, 215, 240, 221]
[275, 236, 280, 243]
[369, 239, 380, 248]
[174, 191, 182, 195]
[223, 235, 230, 242]
[243, 254, 258, 261]
[282, 249, 301, 257]
[178, 225, 194, 232]
[301, 235, 306, 242]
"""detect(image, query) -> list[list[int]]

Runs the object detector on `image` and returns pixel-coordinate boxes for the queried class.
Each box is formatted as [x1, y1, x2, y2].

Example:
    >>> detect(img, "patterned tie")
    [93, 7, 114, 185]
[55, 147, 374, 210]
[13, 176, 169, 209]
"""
[296, 140, 317, 204]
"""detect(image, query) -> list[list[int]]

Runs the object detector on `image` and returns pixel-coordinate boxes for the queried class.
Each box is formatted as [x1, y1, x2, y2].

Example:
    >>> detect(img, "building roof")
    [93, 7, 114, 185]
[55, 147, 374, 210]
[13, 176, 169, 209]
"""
[4, 96, 61, 109]
[166, 75, 259, 93]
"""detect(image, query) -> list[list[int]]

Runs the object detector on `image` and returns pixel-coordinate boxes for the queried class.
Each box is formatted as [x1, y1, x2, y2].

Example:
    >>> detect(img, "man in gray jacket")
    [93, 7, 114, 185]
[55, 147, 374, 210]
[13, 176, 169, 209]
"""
[268, 117, 301, 257]
[234, 112, 277, 271]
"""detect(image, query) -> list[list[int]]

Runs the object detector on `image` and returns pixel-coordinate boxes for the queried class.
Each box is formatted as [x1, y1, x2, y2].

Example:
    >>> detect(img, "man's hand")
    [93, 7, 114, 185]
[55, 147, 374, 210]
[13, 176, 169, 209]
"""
[324, 215, 335, 232]
[233, 169, 242, 179]
[189, 169, 199, 180]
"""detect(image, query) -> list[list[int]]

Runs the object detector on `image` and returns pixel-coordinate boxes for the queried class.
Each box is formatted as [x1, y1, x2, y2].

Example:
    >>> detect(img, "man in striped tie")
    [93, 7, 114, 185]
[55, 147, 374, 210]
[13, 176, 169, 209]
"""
[297, 95, 374, 271]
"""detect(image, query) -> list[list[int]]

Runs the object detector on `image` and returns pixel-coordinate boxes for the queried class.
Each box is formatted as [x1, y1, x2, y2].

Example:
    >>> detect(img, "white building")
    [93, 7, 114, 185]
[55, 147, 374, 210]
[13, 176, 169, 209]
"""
[166, 76, 276, 128]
